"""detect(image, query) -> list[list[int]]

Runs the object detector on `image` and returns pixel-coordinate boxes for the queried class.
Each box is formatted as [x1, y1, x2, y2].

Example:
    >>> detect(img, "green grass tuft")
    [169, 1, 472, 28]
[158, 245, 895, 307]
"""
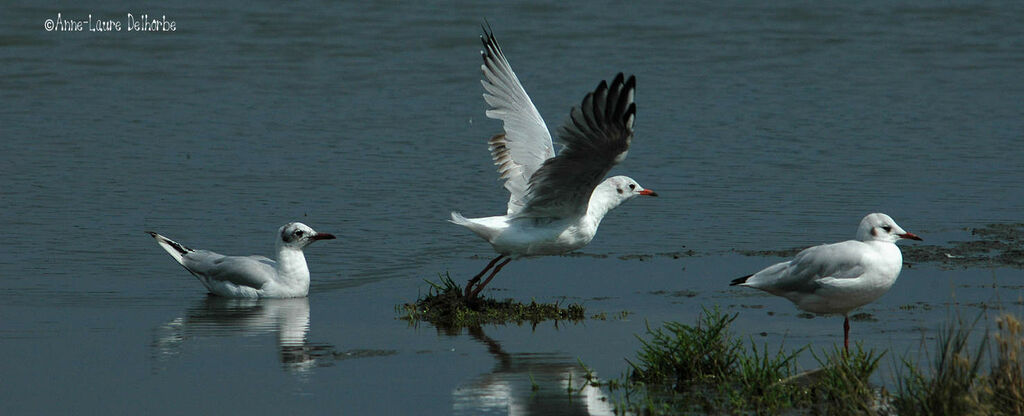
[397, 272, 586, 330]
[895, 313, 990, 415]
[811, 344, 887, 415]
[991, 314, 1024, 415]
[614, 307, 814, 414]
[627, 306, 742, 390]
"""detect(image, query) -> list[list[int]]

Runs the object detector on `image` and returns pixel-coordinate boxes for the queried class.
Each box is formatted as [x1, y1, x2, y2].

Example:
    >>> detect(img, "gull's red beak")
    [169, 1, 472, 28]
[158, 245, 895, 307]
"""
[310, 232, 336, 241]
[638, 189, 658, 197]
[898, 232, 922, 241]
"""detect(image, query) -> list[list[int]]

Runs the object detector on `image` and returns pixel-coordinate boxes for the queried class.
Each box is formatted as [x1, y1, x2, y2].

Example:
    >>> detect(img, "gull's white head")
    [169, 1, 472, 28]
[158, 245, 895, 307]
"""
[604, 175, 658, 202]
[856, 213, 922, 243]
[278, 222, 336, 249]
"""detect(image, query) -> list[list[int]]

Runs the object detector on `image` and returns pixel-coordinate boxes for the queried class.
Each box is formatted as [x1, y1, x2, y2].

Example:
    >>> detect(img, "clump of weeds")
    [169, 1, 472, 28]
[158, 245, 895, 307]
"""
[895, 313, 990, 415]
[990, 314, 1024, 414]
[397, 272, 586, 330]
[605, 307, 1024, 415]
[612, 307, 814, 414]
[811, 344, 888, 415]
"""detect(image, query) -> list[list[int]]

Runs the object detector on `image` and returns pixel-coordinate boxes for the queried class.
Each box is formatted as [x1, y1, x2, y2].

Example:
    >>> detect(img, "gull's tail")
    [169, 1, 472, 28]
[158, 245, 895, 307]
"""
[147, 231, 194, 266]
[729, 274, 753, 286]
[448, 211, 500, 242]
[449, 211, 471, 225]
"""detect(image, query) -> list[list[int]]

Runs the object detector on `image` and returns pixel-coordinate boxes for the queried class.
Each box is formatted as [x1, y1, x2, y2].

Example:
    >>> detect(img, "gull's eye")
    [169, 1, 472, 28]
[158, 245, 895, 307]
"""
[629, 184, 636, 190]
[881, 225, 892, 232]
[295, 230, 305, 237]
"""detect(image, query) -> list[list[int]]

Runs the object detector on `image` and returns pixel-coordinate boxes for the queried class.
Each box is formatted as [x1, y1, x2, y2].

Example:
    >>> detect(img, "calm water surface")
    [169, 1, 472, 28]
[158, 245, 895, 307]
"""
[2, 1, 1023, 414]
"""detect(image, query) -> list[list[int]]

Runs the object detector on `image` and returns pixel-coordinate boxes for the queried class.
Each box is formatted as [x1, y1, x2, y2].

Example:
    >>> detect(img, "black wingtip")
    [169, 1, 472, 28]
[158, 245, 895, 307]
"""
[730, 274, 753, 286]
[148, 231, 193, 255]
[480, 20, 500, 61]
[481, 19, 494, 39]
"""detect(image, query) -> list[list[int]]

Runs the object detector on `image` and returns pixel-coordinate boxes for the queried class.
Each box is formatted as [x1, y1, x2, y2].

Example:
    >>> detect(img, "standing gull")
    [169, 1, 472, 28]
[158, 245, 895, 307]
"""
[147, 222, 335, 298]
[730, 213, 922, 352]
[450, 27, 657, 300]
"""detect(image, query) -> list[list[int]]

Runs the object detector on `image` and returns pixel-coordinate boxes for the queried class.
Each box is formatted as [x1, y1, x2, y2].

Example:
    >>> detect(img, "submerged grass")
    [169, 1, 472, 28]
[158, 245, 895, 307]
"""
[895, 314, 990, 415]
[991, 314, 1024, 414]
[612, 307, 817, 414]
[397, 272, 587, 330]
[605, 307, 1024, 415]
[811, 344, 887, 415]
[895, 312, 1024, 416]
[627, 307, 742, 389]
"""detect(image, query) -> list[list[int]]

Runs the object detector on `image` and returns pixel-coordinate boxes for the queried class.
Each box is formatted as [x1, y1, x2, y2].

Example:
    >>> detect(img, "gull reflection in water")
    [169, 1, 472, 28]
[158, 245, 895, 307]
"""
[452, 326, 616, 416]
[153, 296, 335, 374]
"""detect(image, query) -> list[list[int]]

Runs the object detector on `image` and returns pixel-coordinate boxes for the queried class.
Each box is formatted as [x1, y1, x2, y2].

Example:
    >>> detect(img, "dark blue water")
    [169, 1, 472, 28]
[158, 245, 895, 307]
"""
[2, 1, 1023, 414]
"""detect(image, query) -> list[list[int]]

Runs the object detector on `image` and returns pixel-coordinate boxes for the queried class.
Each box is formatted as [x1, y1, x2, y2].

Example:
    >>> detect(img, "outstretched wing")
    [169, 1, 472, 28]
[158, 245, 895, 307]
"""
[182, 251, 276, 290]
[516, 73, 636, 219]
[480, 27, 555, 215]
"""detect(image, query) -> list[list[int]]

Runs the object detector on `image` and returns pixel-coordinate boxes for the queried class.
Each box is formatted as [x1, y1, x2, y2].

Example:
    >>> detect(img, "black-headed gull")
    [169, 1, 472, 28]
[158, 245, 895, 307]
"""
[147, 222, 335, 298]
[730, 213, 922, 352]
[451, 27, 657, 300]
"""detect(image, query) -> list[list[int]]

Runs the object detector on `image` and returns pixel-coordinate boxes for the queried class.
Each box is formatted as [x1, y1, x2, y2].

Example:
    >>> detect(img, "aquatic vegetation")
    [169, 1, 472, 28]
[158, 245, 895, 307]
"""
[895, 314, 990, 415]
[991, 314, 1024, 414]
[606, 307, 1024, 415]
[810, 345, 887, 415]
[896, 313, 1024, 416]
[628, 307, 742, 390]
[613, 307, 814, 414]
[398, 272, 587, 330]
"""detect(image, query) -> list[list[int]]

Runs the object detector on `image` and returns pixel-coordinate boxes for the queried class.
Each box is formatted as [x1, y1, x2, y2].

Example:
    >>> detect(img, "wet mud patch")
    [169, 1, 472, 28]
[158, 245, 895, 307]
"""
[278, 345, 398, 370]
[561, 252, 609, 259]
[648, 289, 699, 298]
[618, 254, 653, 261]
[736, 247, 805, 258]
[899, 302, 935, 312]
[331, 348, 399, 360]
[850, 312, 877, 322]
[562, 250, 698, 260]
[398, 273, 588, 331]
[902, 223, 1024, 268]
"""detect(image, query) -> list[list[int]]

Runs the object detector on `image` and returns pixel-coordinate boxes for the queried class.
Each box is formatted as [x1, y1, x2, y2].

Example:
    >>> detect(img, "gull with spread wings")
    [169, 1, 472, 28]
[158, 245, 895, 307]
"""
[450, 27, 657, 300]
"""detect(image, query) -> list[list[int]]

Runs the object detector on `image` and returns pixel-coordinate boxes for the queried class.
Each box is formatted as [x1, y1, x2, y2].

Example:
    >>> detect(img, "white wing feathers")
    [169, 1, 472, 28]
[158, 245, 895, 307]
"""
[182, 251, 275, 290]
[480, 28, 555, 215]
[148, 231, 274, 291]
[751, 241, 868, 293]
[478, 27, 637, 219]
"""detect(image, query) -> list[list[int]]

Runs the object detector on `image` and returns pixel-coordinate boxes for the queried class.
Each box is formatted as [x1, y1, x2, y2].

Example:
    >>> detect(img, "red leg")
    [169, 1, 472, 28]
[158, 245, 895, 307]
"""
[465, 255, 505, 298]
[469, 258, 512, 299]
[843, 315, 850, 355]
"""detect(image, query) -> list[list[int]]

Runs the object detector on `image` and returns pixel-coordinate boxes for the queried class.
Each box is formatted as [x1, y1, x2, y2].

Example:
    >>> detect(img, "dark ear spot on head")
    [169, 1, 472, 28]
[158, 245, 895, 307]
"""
[870, 228, 878, 237]
[617, 188, 623, 194]
[281, 229, 294, 243]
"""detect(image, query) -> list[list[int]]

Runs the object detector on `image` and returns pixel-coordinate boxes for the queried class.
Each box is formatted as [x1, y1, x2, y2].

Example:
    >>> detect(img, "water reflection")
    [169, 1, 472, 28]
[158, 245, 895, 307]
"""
[152, 297, 335, 374]
[453, 326, 615, 416]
